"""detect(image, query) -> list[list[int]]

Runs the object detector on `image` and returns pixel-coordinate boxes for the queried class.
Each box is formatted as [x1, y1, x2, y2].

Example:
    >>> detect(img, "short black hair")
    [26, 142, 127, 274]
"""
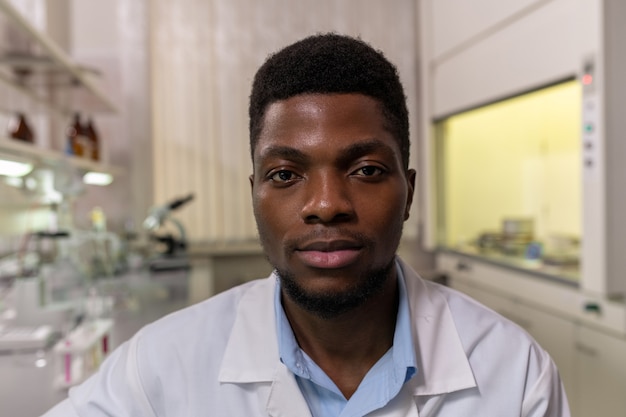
[249, 33, 410, 168]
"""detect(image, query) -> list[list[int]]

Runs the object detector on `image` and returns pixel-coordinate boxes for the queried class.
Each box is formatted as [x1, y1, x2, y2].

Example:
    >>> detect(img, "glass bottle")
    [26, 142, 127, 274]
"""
[84, 117, 100, 161]
[66, 113, 88, 157]
[8, 112, 34, 143]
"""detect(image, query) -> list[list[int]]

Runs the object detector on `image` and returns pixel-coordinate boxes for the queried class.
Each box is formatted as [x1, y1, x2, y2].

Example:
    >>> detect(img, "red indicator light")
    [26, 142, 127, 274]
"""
[582, 74, 593, 85]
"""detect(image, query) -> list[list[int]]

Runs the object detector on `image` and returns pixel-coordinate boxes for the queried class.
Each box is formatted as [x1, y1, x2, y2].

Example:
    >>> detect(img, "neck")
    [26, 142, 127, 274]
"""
[281, 272, 399, 398]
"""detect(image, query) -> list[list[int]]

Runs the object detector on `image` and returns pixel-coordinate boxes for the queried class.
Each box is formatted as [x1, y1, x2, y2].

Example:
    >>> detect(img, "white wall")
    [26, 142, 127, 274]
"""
[149, 0, 421, 243]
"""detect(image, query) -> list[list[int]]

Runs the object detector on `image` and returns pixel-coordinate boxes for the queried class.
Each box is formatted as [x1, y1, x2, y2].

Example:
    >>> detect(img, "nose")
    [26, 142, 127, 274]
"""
[300, 172, 355, 224]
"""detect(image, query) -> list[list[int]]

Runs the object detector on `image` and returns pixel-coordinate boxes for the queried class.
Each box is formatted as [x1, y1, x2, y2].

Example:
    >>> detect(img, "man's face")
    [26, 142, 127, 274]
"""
[250, 93, 415, 317]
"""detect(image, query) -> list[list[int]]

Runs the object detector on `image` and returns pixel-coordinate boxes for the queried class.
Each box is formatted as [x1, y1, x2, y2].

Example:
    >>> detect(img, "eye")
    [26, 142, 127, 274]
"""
[353, 165, 385, 177]
[269, 169, 299, 183]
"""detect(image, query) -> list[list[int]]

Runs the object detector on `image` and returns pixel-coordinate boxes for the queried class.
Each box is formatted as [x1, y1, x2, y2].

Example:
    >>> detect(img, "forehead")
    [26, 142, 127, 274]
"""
[255, 93, 399, 160]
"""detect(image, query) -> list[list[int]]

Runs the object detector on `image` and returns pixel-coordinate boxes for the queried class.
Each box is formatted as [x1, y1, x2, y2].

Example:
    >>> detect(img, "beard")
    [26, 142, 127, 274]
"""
[254, 210, 406, 320]
[275, 258, 396, 320]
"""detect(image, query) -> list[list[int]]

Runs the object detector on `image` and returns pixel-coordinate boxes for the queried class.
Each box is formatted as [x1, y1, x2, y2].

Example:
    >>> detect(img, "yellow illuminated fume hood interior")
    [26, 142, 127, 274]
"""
[434, 80, 581, 282]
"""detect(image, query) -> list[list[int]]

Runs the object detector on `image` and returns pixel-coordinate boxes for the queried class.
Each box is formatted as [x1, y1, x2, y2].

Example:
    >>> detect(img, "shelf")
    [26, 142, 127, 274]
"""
[439, 247, 580, 287]
[0, 0, 118, 116]
[0, 136, 123, 177]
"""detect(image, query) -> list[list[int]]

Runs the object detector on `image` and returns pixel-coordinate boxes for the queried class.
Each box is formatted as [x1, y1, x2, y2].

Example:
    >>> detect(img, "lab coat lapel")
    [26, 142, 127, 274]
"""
[218, 275, 279, 382]
[217, 274, 312, 416]
[398, 260, 476, 397]
[266, 364, 313, 417]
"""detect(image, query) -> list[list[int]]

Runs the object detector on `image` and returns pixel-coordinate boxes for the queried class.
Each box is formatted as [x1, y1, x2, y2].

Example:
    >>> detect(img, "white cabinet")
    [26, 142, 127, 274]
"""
[511, 302, 577, 403]
[574, 326, 626, 417]
[438, 251, 626, 335]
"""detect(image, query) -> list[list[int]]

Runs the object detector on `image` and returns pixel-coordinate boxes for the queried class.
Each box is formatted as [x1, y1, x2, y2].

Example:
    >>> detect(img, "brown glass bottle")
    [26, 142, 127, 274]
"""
[84, 117, 100, 161]
[8, 112, 34, 143]
[66, 113, 88, 157]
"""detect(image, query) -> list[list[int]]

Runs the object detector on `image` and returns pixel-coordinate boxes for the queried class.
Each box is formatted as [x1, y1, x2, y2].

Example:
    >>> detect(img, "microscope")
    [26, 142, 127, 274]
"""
[143, 193, 194, 272]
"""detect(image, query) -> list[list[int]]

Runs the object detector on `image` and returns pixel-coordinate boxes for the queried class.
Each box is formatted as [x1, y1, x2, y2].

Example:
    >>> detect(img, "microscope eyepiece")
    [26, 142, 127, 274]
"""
[168, 193, 194, 210]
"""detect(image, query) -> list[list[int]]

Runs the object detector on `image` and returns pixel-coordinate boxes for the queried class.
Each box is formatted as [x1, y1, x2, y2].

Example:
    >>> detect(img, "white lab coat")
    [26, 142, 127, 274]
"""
[42, 258, 570, 416]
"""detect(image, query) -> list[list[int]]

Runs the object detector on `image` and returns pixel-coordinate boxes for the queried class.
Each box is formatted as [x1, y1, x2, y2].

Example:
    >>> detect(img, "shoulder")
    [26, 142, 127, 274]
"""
[426, 280, 537, 350]
[62, 277, 277, 416]
[127, 277, 275, 410]
[432, 282, 568, 414]
[136, 277, 272, 350]
[398, 259, 568, 414]
[399, 258, 550, 368]
[425, 280, 555, 383]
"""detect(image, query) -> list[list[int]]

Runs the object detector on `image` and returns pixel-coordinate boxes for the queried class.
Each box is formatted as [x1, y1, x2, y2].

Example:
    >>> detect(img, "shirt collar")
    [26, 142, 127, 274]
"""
[275, 276, 306, 378]
[393, 263, 418, 382]
[218, 258, 475, 398]
[274, 259, 417, 383]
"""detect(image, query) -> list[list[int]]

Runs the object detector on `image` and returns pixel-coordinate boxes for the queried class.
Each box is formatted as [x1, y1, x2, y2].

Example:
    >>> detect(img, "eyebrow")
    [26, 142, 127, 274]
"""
[257, 145, 310, 165]
[256, 139, 396, 166]
[335, 139, 397, 167]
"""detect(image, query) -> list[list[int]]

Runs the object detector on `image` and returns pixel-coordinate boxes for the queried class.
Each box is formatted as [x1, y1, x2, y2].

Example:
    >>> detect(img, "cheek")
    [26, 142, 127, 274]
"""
[360, 188, 407, 223]
[253, 192, 290, 237]
[252, 197, 270, 230]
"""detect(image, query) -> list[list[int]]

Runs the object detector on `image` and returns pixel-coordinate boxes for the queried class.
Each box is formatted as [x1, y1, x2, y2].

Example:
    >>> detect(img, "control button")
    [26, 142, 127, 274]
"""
[583, 302, 601, 314]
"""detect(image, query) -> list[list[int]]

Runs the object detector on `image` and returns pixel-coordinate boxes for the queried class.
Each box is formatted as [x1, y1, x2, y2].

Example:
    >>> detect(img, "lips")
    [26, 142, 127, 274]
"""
[295, 239, 363, 269]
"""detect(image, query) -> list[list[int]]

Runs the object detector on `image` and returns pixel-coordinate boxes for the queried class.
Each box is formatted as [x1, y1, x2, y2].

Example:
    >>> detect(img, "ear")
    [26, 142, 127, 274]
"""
[249, 174, 255, 193]
[404, 169, 416, 220]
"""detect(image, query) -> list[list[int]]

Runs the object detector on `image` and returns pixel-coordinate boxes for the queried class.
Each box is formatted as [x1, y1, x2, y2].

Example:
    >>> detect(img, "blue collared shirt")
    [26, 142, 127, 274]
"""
[274, 262, 417, 417]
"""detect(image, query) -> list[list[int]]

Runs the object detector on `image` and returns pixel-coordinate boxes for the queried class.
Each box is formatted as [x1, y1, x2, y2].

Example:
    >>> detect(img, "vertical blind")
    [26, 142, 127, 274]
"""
[150, 0, 419, 242]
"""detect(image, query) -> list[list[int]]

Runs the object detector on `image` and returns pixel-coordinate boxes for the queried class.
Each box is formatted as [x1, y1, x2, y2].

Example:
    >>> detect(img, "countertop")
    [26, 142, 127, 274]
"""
[0, 263, 211, 417]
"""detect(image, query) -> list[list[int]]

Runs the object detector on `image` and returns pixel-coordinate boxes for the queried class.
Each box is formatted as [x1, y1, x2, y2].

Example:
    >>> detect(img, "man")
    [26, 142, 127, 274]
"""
[43, 33, 570, 416]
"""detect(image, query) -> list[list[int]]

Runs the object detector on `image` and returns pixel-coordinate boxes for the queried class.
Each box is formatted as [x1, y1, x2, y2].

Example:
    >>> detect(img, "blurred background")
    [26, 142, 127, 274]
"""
[0, 0, 624, 416]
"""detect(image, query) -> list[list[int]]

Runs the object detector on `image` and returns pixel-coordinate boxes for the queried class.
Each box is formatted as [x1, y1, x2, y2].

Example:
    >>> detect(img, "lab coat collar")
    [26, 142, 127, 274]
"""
[218, 259, 476, 408]
[218, 274, 313, 416]
[218, 275, 280, 383]
[397, 260, 476, 396]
